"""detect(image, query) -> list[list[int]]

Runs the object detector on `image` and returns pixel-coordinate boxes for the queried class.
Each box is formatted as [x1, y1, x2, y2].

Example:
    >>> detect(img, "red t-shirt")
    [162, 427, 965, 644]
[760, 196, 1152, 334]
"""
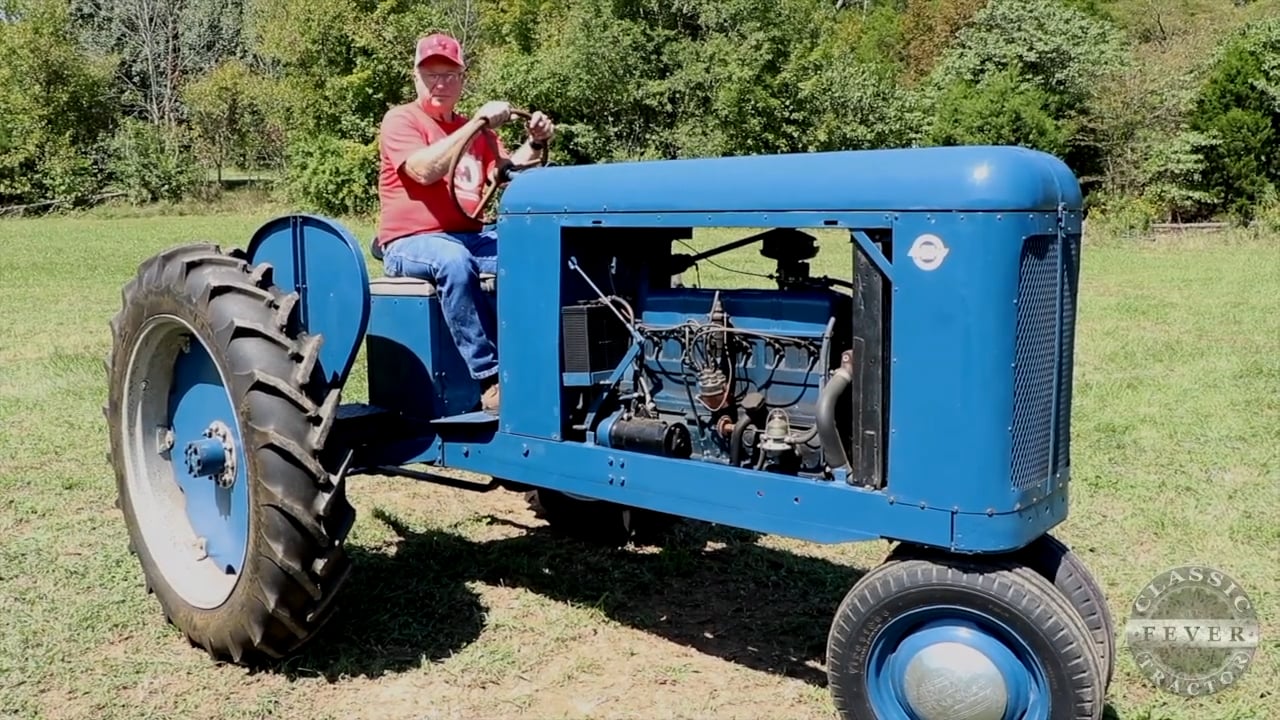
[377, 101, 505, 244]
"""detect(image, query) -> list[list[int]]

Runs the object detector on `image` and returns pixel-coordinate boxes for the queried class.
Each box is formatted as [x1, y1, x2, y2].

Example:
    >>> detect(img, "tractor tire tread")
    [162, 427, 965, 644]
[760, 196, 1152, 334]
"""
[526, 489, 681, 548]
[218, 318, 298, 357]
[244, 369, 320, 418]
[291, 335, 324, 389]
[273, 294, 299, 331]
[313, 470, 348, 521]
[106, 243, 354, 666]
[1020, 534, 1117, 690]
[247, 261, 275, 289]
[827, 555, 1104, 720]
[887, 536, 1117, 691]
[258, 430, 331, 489]
[309, 388, 342, 450]
[525, 489, 632, 547]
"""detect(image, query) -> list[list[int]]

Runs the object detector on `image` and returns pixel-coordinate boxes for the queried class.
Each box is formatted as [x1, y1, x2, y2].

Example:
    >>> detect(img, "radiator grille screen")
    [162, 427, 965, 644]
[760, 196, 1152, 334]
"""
[1011, 233, 1067, 491]
[1056, 233, 1081, 472]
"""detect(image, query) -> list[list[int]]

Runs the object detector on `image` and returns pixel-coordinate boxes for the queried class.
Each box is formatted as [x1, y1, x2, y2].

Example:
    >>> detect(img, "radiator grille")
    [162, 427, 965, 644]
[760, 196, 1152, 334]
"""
[561, 303, 629, 374]
[1011, 234, 1062, 490]
[1056, 233, 1081, 471]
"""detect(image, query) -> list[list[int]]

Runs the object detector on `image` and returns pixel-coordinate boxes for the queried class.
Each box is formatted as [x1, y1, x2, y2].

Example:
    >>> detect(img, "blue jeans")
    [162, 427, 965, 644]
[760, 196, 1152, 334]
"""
[382, 229, 499, 381]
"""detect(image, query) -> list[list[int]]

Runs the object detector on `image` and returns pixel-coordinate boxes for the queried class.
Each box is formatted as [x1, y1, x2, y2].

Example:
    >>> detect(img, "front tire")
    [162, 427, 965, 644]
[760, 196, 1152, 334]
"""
[827, 555, 1105, 720]
[890, 533, 1117, 692]
[1018, 534, 1116, 691]
[105, 244, 355, 663]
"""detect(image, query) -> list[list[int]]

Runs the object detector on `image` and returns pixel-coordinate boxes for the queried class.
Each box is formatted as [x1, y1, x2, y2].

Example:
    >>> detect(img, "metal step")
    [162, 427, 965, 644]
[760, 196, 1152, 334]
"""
[429, 410, 499, 426]
[334, 403, 427, 446]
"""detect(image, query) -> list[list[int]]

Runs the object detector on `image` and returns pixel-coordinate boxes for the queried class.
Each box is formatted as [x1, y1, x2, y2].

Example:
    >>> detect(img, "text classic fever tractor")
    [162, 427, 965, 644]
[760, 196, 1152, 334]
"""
[106, 142, 1115, 720]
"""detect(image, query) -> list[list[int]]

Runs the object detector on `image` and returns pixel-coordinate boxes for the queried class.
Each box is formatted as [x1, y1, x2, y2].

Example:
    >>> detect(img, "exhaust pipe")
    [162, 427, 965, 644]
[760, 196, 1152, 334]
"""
[817, 350, 854, 476]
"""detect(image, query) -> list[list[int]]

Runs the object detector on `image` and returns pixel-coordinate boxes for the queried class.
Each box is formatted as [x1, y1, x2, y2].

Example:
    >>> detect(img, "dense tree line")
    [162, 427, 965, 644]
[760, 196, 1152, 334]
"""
[1, 0, 1277, 226]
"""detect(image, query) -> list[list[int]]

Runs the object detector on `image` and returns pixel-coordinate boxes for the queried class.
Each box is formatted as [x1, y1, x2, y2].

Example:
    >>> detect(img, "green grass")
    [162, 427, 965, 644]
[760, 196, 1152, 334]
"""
[0, 212, 1276, 719]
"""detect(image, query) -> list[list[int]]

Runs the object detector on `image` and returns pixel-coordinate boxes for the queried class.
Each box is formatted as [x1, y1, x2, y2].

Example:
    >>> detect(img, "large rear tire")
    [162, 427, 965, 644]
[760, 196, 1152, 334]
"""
[105, 244, 355, 664]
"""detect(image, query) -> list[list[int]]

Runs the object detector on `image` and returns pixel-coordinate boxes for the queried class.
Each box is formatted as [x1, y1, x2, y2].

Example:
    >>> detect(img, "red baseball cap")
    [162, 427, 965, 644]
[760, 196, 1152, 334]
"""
[415, 33, 464, 68]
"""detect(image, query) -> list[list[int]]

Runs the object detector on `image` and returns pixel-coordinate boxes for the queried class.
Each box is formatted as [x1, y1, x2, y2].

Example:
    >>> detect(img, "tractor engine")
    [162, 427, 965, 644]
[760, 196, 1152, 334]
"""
[558, 228, 858, 480]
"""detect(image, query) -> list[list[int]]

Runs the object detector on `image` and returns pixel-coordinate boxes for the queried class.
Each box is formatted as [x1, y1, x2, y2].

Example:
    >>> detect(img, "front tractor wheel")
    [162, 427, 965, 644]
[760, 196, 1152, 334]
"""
[889, 533, 1117, 693]
[827, 555, 1105, 720]
[105, 244, 355, 664]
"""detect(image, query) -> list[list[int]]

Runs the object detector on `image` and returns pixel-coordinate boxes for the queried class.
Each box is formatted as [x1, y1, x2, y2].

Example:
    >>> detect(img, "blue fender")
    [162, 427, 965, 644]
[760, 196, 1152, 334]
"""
[246, 214, 371, 390]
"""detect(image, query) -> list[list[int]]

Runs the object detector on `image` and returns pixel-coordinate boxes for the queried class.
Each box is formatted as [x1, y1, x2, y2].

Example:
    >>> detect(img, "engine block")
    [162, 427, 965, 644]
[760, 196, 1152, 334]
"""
[557, 228, 856, 481]
[632, 286, 851, 474]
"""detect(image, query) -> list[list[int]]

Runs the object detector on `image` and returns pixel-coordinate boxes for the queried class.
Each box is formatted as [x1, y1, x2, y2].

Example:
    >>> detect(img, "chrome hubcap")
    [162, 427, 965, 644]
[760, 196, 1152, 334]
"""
[901, 641, 1009, 720]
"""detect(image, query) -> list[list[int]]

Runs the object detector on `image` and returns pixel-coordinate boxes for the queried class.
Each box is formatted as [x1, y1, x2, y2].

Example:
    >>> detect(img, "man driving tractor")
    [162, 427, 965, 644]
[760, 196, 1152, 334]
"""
[376, 32, 555, 413]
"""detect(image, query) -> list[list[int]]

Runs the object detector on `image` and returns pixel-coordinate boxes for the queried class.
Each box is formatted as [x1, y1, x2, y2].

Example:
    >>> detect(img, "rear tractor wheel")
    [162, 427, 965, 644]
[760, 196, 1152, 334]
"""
[826, 553, 1106, 720]
[104, 244, 355, 664]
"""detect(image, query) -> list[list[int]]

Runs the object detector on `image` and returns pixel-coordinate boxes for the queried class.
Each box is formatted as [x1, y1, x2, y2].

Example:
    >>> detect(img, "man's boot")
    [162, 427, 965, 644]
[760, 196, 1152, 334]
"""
[480, 376, 500, 413]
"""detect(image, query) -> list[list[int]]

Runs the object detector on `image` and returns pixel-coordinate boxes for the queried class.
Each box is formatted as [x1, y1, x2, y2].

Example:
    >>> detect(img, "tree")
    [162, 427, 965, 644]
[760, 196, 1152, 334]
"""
[927, 0, 1128, 112]
[924, 0, 1130, 178]
[0, 0, 118, 205]
[182, 58, 278, 182]
[70, 0, 249, 128]
[899, 0, 987, 81]
[1190, 17, 1280, 221]
[927, 67, 1070, 155]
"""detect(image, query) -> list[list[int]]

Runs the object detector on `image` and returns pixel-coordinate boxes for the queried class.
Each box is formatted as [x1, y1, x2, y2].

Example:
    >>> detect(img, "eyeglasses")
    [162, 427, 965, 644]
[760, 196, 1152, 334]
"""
[422, 72, 464, 84]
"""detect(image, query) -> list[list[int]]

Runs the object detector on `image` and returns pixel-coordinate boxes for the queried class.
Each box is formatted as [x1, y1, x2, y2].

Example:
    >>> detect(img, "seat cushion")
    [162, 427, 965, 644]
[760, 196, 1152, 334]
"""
[370, 276, 437, 296]
[369, 273, 496, 297]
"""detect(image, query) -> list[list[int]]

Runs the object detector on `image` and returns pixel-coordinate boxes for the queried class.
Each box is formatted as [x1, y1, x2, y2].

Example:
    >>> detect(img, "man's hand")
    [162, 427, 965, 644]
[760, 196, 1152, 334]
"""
[526, 111, 555, 143]
[476, 100, 512, 128]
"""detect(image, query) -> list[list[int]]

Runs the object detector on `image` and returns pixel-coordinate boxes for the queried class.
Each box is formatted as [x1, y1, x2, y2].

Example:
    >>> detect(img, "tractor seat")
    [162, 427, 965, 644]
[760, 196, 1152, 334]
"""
[370, 274, 496, 296]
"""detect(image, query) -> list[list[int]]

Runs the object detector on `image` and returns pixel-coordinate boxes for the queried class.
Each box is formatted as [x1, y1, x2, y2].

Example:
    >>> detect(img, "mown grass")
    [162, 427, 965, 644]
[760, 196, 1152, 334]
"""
[0, 209, 1276, 720]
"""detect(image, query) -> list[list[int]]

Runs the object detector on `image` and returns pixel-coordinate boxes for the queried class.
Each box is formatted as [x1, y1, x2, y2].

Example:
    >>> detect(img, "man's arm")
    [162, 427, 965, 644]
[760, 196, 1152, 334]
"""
[504, 138, 549, 171]
[382, 101, 512, 186]
[501, 111, 555, 171]
[400, 117, 486, 186]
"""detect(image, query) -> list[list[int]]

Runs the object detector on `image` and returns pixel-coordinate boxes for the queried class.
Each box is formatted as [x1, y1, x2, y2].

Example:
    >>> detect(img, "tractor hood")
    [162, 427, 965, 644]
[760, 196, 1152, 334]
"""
[499, 145, 1081, 216]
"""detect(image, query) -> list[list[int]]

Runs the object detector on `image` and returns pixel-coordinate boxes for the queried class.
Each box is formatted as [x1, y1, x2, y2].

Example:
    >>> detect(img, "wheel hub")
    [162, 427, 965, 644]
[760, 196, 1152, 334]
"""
[184, 421, 236, 488]
[866, 609, 1043, 720]
[900, 641, 1008, 720]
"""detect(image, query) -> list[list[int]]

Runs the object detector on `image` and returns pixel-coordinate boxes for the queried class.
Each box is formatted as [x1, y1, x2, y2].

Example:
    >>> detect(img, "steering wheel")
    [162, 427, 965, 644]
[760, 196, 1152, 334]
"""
[447, 108, 550, 226]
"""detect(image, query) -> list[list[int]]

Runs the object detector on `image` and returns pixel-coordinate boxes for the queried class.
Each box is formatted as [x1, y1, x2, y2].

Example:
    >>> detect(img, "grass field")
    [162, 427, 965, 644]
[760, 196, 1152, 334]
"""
[1, 209, 1277, 720]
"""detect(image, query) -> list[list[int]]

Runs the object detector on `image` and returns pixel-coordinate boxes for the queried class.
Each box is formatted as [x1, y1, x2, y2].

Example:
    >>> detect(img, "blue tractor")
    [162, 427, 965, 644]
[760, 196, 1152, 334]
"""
[105, 131, 1114, 720]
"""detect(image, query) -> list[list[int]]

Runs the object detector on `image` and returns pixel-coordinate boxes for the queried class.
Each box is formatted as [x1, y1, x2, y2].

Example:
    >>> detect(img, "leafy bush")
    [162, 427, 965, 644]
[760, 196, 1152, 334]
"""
[925, 0, 1129, 176]
[1136, 130, 1219, 222]
[927, 68, 1070, 155]
[107, 119, 202, 204]
[0, 0, 117, 206]
[928, 0, 1128, 109]
[469, 2, 671, 162]
[182, 59, 283, 182]
[39, 140, 102, 204]
[1190, 18, 1280, 223]
[283, 132, 378, 217]
[1085, 189, 1159, 238]
[1252, 184, 1280, 234]
[785, 16, 929, 152]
